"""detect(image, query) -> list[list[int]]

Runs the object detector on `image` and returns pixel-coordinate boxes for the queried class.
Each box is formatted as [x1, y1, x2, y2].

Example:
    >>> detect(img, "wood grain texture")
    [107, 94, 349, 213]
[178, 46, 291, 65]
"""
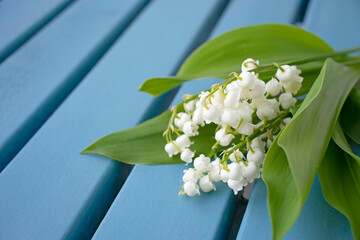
[0, 0, 73, 63]
[237, 0, 360, 239]
[0, 0, 227, 239]
[92, 1, 304, 239]
[304, 0, 360, 51]
[0, 0, 148, 171]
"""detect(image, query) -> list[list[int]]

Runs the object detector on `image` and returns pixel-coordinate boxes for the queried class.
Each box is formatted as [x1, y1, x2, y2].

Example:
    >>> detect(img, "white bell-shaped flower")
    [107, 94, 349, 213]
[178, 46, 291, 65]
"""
[183, 121, 199, 137]
[251, 96, 266, 108]
[164, 142, 179, 157]
[199, 91, 210, 103]
[275, 65, 303, 95]
[193, 154, 211, 172]
[229, 149, 245, 162]
[184, 99, 196, 112]
[180, 148, 195, 164]
[182, 168, 201, 183]
[279, 92, 297, 109]
[265, 78, 282, 96]
[250, 79, 266, 99]
[184, 182, 200, 196]
[238, 102, 254, 122]
[228, 162, 244, 180]
[220, 169, 230, 182]
[280, 117, 292, 130]
[239, 71, 257, 89]
[256, 99, 279, 120]
[275, 65, 301, 83]
[174, 112, 191, 129]
[250, 137, 265, 152]
[241, 58, 259, 72]
[199, 175, 216, 192]
[224, 90, 240, 108]
[247, 148, 265, 164]
[175, 135, 192, 150]
[227, 178, 248, 195]
[225, 80, 242, 92]
[211, 91, 225, 106]
[283, 117, 292, 125]
[283, 80, 302, 95]
[243, 162, 261, 180]
[237, 121, 255, 135]
[221, 108, 241, 128]
[209, 158, 222, 182]
[192, 107, 205, 126]
[267, 139, 273, 149]
[202, 104, 222, 124]
[215, 128, 235, 146]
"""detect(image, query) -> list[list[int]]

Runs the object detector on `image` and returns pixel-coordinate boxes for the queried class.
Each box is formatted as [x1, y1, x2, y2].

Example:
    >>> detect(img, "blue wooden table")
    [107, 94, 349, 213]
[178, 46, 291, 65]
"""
[0, 0, 359, 239]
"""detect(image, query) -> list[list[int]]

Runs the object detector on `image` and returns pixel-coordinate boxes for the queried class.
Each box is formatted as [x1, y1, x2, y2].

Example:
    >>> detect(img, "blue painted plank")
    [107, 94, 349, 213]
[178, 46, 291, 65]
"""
[238, 177, 353, 240]
[237, 0, 360, 239]
[0, 0, 149, 171]
[92, 1, 303, 239]
[304, 0, 360, 51]
[0, 0, 228, 239]
[0, 0, 73, 63]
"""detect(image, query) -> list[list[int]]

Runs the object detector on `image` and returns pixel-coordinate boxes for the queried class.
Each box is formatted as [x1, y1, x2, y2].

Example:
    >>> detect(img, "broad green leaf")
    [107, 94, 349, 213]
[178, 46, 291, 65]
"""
[82, 110, 217, 164]
[318, 123, 360, 239]
[340, 88, 360, 144]
[262, 59, 360, 240]
[139, 24, 333, 96]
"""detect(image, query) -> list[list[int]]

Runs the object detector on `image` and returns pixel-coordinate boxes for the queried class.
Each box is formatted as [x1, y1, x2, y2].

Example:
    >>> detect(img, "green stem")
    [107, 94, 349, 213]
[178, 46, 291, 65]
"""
[255, 46, 360, 73]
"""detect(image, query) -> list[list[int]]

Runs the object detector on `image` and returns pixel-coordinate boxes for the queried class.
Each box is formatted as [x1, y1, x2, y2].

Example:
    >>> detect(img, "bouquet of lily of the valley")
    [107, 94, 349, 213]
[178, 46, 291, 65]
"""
[82, 24, 360, 240]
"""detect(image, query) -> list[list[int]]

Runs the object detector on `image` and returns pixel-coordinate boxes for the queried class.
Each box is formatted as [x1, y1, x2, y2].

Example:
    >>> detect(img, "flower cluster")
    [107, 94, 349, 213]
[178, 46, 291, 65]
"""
[164, 58, 303, 196]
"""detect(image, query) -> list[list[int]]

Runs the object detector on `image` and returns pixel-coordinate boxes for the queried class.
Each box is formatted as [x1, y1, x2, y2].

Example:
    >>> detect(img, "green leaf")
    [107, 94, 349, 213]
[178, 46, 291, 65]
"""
[262, 59, 360, 240]
[140, 24, 333, 96]
[318, 123, 360, 239]
[340, 88, 360, 144]
[82, 110, 217, 164]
